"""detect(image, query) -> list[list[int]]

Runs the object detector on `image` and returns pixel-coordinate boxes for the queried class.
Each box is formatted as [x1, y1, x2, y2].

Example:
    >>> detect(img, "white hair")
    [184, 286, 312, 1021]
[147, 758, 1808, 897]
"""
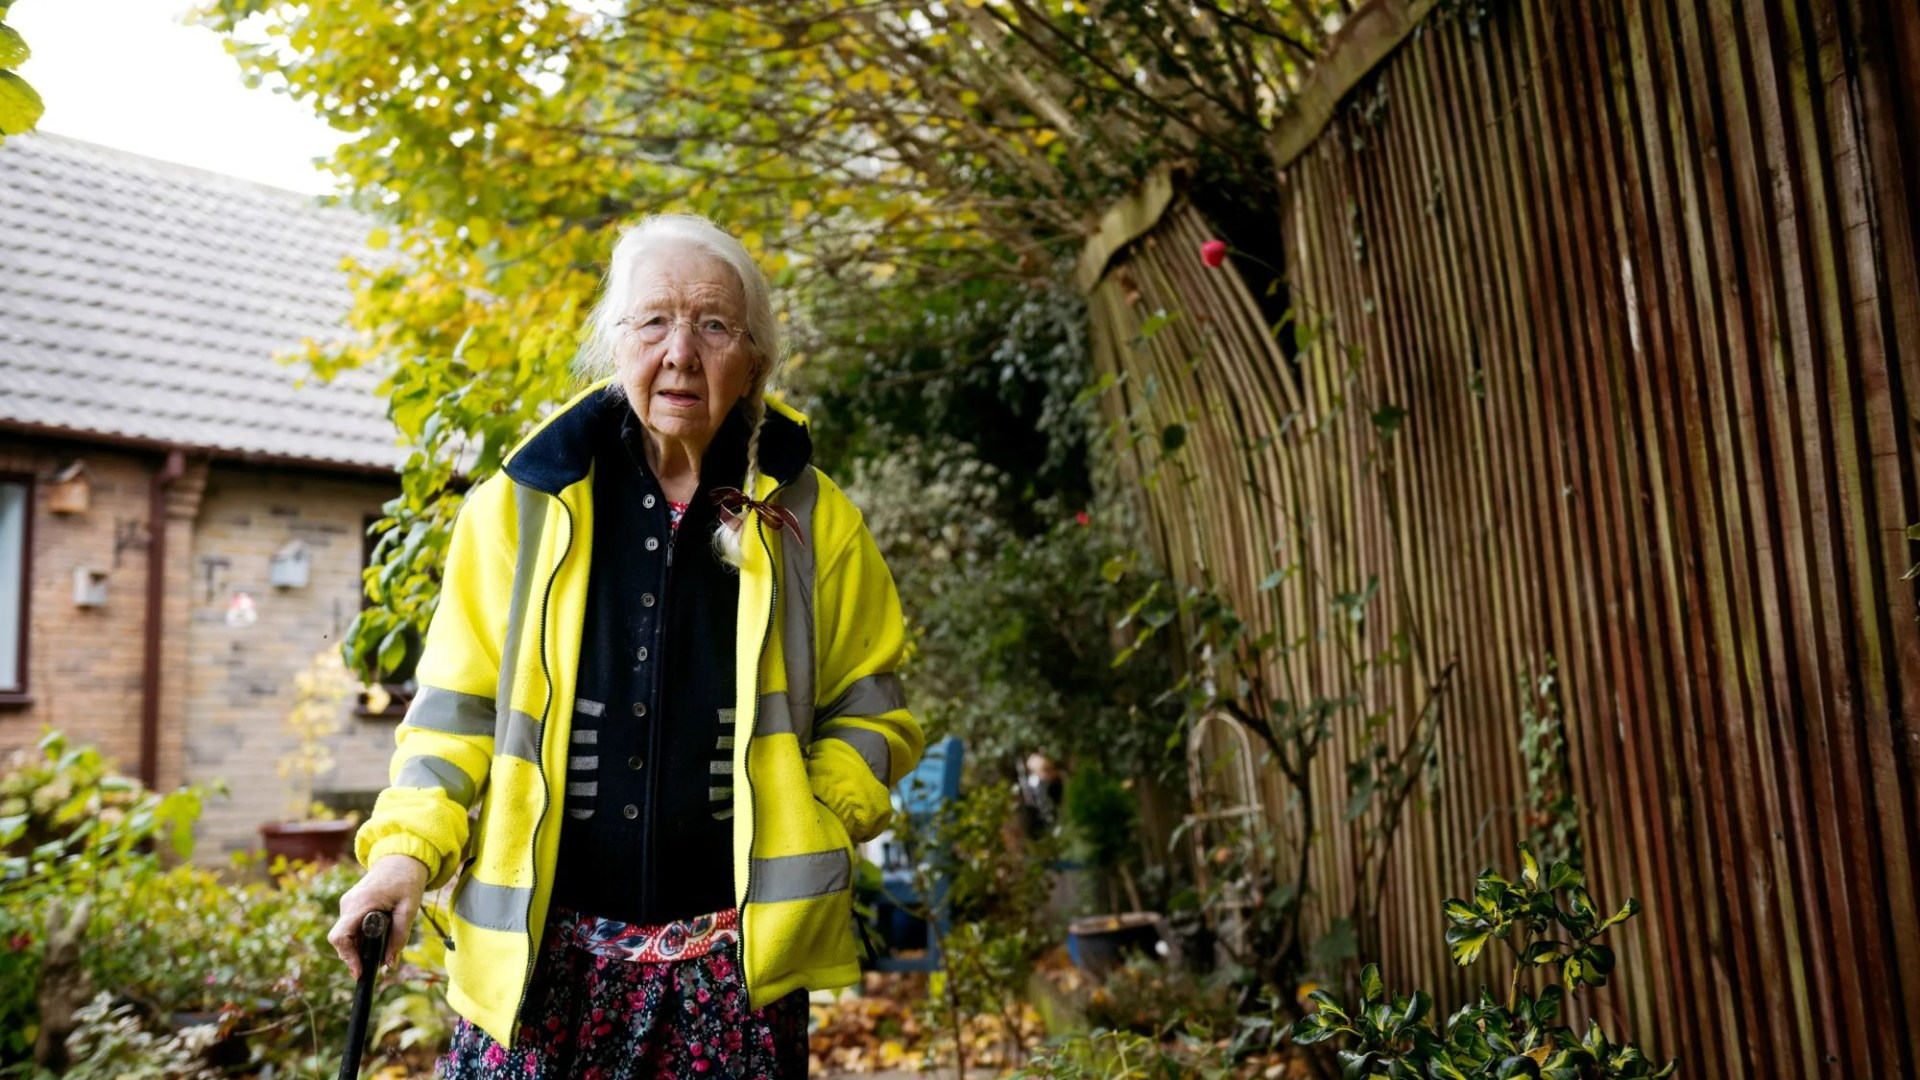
[576, 213, 784, 567]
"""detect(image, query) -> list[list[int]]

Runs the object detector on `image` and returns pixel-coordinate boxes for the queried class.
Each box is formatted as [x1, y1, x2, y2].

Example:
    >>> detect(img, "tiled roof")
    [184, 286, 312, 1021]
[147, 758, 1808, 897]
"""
[0, 132, 403, 472]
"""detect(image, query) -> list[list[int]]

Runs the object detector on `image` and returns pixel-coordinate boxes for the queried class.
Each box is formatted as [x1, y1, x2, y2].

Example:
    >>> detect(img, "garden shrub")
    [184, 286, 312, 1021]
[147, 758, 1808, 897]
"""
[1009, 1027, 1220, 1080]
[1290, 843, 1678, 1079]
[43, 995, 223, 1080]
[886, 782, 1061, 1070]
[1077, 956, 1239, 1040]
[1, 731, 452, 1077]
[1, 731, 211, 1065]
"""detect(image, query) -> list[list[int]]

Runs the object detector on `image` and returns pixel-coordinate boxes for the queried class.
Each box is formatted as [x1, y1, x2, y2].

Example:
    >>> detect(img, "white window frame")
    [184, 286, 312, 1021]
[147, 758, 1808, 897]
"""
[0, 475, 30, 700]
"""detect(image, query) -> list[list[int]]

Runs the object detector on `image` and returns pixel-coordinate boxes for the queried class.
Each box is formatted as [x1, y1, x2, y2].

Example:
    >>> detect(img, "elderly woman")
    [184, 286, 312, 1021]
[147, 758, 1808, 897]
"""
[328, 214, 923, 1078]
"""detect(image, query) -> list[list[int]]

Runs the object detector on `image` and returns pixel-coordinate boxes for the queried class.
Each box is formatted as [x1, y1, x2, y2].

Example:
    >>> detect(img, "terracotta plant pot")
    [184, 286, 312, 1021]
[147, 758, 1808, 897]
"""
[258, 820, 355, 866]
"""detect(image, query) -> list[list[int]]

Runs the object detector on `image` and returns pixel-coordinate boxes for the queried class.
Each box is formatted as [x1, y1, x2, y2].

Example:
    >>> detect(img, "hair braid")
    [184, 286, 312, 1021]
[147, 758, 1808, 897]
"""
[712, 386, 770, 569]
[743, 393, 767, 495]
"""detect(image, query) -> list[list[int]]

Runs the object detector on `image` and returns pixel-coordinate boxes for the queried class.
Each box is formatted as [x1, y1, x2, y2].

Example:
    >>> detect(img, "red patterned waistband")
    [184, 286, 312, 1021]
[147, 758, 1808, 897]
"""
[549, 906, 740, 964]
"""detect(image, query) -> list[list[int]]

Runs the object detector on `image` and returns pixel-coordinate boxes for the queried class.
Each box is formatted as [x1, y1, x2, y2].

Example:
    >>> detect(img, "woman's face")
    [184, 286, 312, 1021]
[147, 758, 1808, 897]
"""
[615, 245, 759, 449]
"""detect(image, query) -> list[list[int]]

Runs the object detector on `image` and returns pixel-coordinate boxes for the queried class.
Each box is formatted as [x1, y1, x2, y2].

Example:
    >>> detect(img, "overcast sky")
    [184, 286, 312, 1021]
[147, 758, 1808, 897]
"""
[11, 0, 349, 194]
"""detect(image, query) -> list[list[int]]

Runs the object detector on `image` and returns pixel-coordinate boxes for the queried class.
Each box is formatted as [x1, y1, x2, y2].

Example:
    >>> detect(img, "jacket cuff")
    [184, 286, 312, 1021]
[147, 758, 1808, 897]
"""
[812, 759, 894, 843]
[358, 831, 449, 889]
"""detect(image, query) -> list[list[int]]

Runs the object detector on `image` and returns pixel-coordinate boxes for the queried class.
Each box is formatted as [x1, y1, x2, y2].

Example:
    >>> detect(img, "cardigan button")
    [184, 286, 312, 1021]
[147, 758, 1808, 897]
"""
[645, 537, 660, 552]
[622, 804, 639, 820]
[641, 593, 656, 607]
[631, 702, 648, 718]
[636, 647, 649, 662]
[643, 494, 657, 509]
[628, 756, 644, 771]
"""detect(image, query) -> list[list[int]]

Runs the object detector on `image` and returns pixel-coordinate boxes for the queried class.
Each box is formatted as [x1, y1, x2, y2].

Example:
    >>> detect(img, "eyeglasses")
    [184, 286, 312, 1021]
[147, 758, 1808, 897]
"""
[616, 314, 751, 350]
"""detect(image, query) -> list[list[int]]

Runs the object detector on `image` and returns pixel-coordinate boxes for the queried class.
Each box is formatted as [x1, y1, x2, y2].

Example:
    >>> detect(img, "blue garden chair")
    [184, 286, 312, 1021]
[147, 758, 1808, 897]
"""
[870, 735, 963, 972]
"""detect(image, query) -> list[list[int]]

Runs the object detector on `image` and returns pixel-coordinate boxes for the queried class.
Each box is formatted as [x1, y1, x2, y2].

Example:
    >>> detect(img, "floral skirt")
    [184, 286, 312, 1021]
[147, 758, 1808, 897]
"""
[437, 907, 809, 1079]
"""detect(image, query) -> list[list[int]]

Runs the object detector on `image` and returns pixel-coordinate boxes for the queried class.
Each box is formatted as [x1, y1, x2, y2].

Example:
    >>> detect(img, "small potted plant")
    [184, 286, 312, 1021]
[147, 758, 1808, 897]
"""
[1062, 763, 1164, 976]
[259, 648, 357, 865]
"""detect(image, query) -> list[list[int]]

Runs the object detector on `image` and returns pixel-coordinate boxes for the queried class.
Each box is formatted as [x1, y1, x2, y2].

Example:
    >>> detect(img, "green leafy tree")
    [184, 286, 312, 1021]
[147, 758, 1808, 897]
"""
[0, 1, 44, 141]
[846, 440, 1181, 788]
[189, 0, 1346, 678]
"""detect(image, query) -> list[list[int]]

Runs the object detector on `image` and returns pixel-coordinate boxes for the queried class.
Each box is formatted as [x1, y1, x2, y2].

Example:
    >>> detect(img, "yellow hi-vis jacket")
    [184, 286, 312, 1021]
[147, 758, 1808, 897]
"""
[354, 383, 924, 1047]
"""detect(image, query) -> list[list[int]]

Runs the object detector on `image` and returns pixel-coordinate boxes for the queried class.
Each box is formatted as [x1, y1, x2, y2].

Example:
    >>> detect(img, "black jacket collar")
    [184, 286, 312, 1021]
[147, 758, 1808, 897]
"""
[503, 384, 813, 497]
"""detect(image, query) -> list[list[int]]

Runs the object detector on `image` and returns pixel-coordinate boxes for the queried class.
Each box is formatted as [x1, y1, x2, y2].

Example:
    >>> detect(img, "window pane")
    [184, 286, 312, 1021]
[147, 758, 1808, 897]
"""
[0, 482, 23, 692]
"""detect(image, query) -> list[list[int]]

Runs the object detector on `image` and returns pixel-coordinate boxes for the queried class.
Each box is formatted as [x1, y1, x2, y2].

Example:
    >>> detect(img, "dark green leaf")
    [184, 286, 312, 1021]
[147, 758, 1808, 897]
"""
[1446, 923, 1491, 966]
[1336, 1045, 1382, 1076]
[1596, 897, 1641, 934]
[1338, 1051, 1380, 1080]
[1160, 423, 1187, 452]
[1585, 942, 1616, 975]
[1545, 860, 1583, 892]
[1370, 404, 1407, 436]
[1486, 1024, 1518, 1054]
[1533, 985, 1564, 1024]
[1402, 990, 1432, 1029]
[1496, 1055, 1542, 1079]
[1307, 989, 1349, 1021]
[1290, 1018, 1343, 1046]
[1360, 963, 1384, 1006]
[1524, 940, 1563, 965]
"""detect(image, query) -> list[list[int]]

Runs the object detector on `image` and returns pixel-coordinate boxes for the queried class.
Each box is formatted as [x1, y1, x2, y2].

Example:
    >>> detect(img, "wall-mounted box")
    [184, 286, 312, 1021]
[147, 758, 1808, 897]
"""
[47, 461, 90, 514]
[269, 540, 310, 589]
[73, 567, 108, 608]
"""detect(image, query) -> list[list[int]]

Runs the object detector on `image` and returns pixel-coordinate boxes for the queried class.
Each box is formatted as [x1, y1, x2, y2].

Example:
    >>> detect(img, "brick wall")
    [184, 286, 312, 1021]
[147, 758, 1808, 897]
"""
[0, 439, 404, 862]
[184, 464, 401, 859]
[0, 439, 175, 776]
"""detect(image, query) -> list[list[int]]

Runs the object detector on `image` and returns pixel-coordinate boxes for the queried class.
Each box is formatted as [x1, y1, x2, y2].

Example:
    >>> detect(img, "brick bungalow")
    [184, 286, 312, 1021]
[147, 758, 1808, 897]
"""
[0, 132, 412, 859]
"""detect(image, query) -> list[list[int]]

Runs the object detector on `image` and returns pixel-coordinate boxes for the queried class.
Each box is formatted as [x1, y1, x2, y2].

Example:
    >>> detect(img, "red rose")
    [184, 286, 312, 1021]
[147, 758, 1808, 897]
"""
[1200, 240, 1229, 267]
[1075, 511, 1090, 526]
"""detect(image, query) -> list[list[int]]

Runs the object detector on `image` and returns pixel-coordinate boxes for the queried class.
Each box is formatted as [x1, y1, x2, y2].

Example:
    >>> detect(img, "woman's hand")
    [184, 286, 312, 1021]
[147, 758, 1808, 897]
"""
[328, 853, 431, 979]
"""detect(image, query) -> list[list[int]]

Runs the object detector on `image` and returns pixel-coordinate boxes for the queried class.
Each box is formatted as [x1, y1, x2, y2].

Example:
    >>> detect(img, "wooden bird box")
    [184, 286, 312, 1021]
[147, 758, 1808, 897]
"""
[47, 461, 90, 515]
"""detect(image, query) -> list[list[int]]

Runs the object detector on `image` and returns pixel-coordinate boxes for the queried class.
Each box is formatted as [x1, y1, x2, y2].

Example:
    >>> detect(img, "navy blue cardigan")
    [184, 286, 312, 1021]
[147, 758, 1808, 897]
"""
[548, 402, 751, 925]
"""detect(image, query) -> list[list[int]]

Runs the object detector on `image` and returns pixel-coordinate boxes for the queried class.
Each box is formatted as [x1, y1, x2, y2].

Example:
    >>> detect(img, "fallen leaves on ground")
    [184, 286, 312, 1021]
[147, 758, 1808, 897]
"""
[809, 971, 936, 1074]
[809, 955, 1319, 1079]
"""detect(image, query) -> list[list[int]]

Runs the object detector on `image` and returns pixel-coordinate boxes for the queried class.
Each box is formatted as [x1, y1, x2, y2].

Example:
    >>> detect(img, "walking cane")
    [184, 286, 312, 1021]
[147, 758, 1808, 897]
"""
[336, 910, 390, 1080]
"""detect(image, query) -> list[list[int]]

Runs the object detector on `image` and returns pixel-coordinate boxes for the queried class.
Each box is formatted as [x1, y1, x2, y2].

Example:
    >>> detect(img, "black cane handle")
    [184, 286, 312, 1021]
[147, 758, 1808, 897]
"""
[337, 910, 390, 1080]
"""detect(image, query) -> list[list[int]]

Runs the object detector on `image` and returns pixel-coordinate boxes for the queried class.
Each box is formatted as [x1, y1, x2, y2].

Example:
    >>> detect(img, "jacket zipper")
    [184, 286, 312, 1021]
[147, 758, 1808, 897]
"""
[736, 478, 792, 1000]
[514, 492, 573, 1034]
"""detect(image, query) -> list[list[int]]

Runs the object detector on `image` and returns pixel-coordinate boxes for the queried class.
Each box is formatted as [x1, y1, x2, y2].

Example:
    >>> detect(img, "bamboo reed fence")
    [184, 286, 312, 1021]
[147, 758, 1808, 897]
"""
[1078, 0, 1920, 1075]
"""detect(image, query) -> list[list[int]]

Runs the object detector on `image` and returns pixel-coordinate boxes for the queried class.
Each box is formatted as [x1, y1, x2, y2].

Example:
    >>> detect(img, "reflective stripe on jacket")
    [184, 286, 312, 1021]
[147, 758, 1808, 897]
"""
[354, 381, 924, 1047]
